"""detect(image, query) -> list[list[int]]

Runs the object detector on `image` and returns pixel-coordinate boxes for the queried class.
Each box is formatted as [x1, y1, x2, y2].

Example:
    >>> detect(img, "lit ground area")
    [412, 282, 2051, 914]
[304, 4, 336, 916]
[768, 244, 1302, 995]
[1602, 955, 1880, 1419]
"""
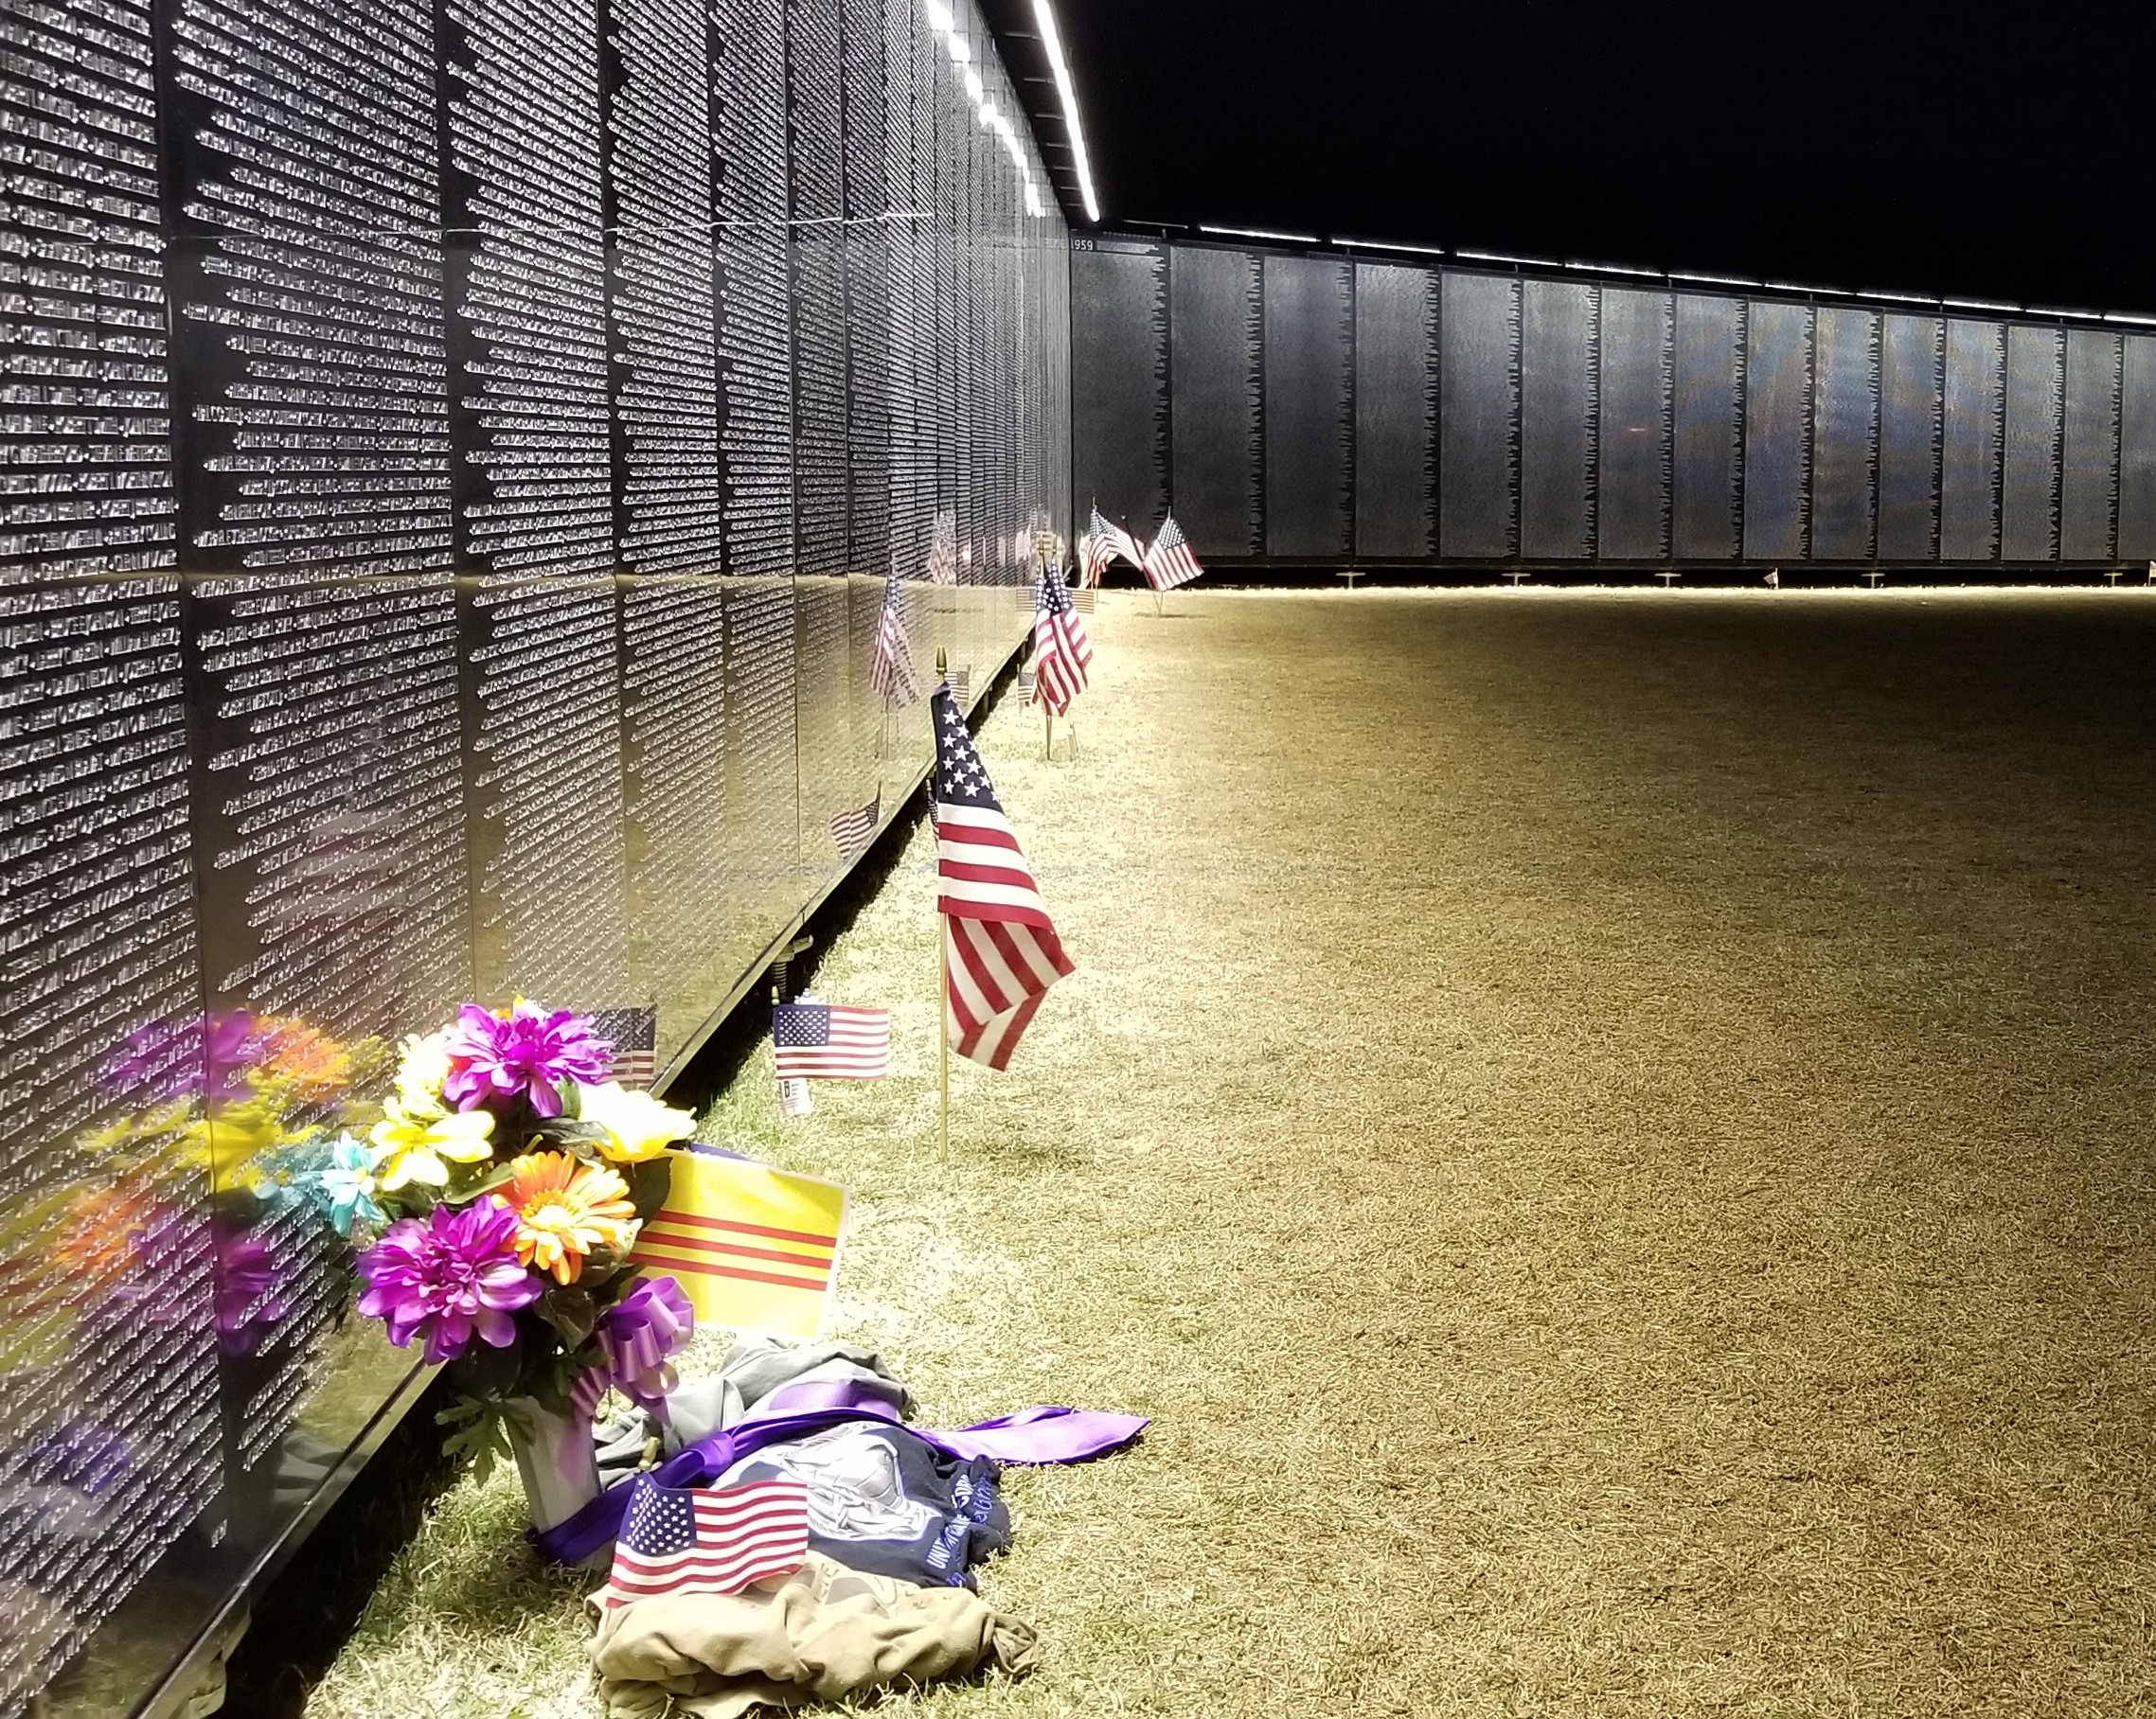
[310, 587, 2156, 1718]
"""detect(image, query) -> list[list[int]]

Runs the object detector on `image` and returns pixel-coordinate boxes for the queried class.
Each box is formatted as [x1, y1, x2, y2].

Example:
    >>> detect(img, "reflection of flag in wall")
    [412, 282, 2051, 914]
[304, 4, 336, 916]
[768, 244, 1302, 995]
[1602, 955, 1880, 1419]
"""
[1081, 505, 1145, 585]
[1029, 565, 1093, 716]
[773, 1000, 891, 1079]
[932, 682, 1074, 1070]
[868, 566, 918, 707]
[597, 1476, 809, 1606]
[635, 1151, 847, 1338]
[829, 792, 879, 862]
[927, 508, 959, 584]
[1141, 512, 1203, 592]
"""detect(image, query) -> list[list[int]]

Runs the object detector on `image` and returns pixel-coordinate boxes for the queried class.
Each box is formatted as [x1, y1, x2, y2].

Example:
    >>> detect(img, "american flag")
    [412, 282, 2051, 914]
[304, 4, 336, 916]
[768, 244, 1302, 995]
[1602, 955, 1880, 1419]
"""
[1073, 587, 1097, 614]
[1141, 511, 1203, 592]
[592, 1007, 657, 1089]
[1081, 505, 1146, 585]
[946, 664, 971, 707]
[1029, 565, 1093, 716]
[772, 1000, 892, 1080]
[829, 792, 880, 863]
[597, 1476, 809, 1606]
[932, 682, 1074, 1070]
[1015, 665, 1036, 700]
[868, 564, 918, 707]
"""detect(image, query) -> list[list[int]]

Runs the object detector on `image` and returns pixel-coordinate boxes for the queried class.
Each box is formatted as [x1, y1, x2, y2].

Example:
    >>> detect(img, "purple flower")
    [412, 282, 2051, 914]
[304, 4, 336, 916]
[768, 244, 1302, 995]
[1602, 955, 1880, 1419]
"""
[572, 1276, 694, 1422]
[439, 1001, 614, 1120]
[356, 1197, 542, 1365]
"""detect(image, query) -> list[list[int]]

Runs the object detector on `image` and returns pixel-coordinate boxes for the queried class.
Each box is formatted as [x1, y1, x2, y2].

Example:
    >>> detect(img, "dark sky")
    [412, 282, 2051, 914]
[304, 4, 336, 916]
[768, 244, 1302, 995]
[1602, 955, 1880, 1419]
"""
[1058, 0, 2153, 314]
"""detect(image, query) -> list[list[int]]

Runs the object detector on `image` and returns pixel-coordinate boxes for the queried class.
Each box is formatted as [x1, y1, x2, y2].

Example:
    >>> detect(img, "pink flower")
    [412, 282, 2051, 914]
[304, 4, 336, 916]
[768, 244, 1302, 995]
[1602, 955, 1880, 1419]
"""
[356, 1198, 541, 1365]
[439, 1001, 613, 1120]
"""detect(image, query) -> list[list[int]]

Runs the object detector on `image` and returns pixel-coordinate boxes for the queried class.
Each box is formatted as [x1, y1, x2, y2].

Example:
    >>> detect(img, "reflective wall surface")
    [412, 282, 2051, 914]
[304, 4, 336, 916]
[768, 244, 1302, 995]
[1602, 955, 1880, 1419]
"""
[0, 0, 1065, 1710]
[1074, 232, 2154, 568]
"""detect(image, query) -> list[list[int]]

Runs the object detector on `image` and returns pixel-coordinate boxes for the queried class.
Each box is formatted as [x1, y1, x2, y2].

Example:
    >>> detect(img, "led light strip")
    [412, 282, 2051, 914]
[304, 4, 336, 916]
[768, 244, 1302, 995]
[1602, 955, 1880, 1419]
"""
[1030, 0, 1098, 222]
[1199, 223, 1318, 244]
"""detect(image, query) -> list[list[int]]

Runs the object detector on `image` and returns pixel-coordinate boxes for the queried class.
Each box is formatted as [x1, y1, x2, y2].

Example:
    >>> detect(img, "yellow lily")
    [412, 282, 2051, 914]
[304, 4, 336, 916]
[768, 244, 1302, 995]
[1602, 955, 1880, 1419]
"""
[368, 1101, 494, 1191]
[574, 1081, 695, 1163]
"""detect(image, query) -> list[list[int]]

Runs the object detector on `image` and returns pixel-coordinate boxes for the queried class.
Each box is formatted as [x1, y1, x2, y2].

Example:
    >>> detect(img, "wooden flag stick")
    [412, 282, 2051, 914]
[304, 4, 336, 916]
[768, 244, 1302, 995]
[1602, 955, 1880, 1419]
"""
[935, 647, 950, 1161]
[1043, 705, 1053, 761]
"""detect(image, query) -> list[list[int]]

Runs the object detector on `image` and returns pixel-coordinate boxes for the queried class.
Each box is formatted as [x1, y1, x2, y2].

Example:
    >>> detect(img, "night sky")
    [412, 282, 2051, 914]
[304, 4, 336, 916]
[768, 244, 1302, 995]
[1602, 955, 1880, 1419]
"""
[1057, 0, 2153, 314]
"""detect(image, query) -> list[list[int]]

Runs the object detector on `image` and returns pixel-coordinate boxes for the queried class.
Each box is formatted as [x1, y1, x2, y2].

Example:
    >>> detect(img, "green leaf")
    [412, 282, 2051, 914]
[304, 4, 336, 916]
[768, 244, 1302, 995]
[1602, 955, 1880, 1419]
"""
[534, 1285, 598, 1347]
[624, 1155, 676, 1224]
[527, 1117, 611, 1152]
[437, 1393, 511, 1484]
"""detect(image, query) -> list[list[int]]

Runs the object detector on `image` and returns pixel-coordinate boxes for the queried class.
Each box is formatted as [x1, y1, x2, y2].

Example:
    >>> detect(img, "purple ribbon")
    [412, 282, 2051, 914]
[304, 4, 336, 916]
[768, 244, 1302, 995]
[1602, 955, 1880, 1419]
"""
[572, 1277, 694, 1422]
[533, 1376, 1147, 1568]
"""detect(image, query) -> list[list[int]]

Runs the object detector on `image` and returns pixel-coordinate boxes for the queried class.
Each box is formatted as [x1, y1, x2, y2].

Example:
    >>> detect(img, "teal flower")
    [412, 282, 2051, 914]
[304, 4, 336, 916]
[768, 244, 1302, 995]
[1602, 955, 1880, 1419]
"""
[312, 1134, 387, 1237]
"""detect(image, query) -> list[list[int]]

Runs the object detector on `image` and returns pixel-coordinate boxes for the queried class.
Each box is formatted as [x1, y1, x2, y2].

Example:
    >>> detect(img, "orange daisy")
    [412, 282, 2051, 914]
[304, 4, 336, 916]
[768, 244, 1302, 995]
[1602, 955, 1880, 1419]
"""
[500, 1151, 635, 1285]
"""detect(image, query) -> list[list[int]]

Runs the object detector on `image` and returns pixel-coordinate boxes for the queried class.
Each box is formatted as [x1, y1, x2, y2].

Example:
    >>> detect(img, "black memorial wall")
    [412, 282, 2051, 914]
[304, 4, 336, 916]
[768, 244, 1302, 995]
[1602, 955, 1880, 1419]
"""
[1074, 232, 2156, 570]
[0, 0, 1067, 1711]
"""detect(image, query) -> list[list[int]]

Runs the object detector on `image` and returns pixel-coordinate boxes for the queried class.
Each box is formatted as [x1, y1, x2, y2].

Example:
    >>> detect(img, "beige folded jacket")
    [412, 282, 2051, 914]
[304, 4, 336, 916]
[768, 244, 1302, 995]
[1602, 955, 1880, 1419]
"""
[588, 1552, 1042, 1718]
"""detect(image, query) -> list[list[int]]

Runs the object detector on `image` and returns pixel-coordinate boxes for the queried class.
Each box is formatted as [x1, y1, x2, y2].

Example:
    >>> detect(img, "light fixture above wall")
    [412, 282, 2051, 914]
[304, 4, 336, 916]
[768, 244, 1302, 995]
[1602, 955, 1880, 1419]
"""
[1029, 0, 1098, 222]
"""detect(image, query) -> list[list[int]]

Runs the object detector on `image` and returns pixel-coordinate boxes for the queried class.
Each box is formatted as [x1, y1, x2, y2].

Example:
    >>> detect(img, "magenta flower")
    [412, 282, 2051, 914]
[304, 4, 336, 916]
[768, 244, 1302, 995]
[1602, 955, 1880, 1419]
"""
[439, 1001, 614, 1119]
[356, 1197, 542, 1365]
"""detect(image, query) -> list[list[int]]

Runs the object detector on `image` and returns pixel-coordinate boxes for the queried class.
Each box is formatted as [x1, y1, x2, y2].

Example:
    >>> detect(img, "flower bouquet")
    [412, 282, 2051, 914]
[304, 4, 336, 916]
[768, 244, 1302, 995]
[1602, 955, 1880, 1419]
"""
[346, 1001, 697, 1533]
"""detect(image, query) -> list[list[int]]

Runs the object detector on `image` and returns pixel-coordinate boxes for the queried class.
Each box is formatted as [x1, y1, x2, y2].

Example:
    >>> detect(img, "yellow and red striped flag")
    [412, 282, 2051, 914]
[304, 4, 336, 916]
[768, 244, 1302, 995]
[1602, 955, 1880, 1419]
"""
[633, 1151, 847, 1339]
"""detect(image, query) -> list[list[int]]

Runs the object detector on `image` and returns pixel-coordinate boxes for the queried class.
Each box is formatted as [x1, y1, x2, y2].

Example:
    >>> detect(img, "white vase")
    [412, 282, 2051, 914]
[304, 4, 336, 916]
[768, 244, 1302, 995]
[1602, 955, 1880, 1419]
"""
[503, 1397, 605, 1565]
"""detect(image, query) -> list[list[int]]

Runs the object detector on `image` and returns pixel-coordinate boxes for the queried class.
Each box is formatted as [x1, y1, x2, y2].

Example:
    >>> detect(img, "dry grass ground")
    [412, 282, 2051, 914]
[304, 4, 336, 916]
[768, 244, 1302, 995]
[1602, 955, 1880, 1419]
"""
[309, 587, 2156, 1718]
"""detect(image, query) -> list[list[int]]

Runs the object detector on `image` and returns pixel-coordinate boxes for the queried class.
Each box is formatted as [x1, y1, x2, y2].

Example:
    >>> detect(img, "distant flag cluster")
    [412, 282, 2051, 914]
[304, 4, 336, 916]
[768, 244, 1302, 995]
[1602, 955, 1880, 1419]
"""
[1080, 504, 1204, 594]
[1028, 562, 1093, 717]
[597, 1476, 809, 1606]
[773, 999, 893, 1081]
[932, 680, 1074, 1070]
[1081, 505, 1146, 586]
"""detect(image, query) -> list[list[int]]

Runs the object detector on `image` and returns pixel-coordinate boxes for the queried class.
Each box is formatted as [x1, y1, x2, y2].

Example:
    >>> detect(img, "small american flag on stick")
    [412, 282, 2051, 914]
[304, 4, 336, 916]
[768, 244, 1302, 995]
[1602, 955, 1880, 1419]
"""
[773, 1000, 892, 1080]
[829, 792, 880, 863]
[946, 664, 971, 707]
[1141, 511, 1203, 592]
[933, 682, 1073, 1069]
[868, 564, 918, 708]
[1029, 564, 1093, 716]
[598, 1476, 808, 1605]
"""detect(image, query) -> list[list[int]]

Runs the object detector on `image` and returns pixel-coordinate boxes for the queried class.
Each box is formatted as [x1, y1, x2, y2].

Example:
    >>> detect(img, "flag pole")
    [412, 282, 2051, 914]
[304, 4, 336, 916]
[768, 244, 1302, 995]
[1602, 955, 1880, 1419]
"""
[935, 646, 950, 1161]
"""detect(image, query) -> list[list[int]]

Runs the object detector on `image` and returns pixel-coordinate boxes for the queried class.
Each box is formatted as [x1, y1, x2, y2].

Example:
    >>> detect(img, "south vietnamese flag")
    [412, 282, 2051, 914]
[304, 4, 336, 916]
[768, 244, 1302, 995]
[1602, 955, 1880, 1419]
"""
[633, 1150, 847, 1339]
